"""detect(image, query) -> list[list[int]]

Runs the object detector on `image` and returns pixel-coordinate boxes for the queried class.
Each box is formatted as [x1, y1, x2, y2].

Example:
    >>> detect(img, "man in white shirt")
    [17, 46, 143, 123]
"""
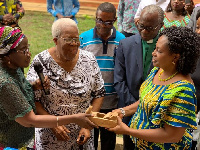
[134, 0, 169, 22]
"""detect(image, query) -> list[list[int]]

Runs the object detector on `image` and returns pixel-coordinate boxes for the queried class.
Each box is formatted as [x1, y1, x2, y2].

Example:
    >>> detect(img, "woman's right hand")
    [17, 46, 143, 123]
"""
[112, 109, 124, 119]
[51, 125, 70, 141]
[73, 113, 97, 130]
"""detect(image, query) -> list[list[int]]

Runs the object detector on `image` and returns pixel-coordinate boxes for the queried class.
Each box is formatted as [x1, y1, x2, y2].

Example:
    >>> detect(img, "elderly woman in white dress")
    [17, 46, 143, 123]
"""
[27, 18, 105, 150]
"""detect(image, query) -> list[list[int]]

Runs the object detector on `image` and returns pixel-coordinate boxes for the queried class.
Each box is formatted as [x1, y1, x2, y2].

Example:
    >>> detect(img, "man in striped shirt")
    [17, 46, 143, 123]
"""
[80, 2, 125, 150]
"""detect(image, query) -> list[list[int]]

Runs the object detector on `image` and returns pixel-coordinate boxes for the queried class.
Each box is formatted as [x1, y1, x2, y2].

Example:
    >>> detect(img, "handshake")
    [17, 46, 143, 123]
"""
[85, 106, 118, 128]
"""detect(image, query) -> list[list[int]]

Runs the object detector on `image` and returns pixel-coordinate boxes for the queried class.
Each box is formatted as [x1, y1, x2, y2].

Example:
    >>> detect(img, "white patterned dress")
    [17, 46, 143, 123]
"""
[27, 50, 105, 150]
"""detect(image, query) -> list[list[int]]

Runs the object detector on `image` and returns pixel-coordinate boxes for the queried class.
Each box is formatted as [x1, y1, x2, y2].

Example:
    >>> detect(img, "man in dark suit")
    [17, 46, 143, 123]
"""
[114, 5, 164, 150]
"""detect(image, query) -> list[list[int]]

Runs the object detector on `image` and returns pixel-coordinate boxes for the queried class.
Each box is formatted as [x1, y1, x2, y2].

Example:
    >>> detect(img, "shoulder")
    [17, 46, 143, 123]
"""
[32, 50, 49, 62]
[0, 70, 15, 90]
[120, 33, 141, 44]
[115, 31, 125, 41]
[167, 80, 196, 94]
[80, 28, 94, 39]
[79, 49, 96, 60]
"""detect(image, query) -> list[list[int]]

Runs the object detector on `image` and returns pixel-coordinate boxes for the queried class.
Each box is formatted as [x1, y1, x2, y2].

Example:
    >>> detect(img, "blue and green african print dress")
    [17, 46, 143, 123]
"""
[129, 67, 197, 150]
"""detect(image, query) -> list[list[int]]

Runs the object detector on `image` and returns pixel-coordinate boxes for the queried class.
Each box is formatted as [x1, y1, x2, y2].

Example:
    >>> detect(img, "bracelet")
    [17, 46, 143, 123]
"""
[119, 108, 125, 117]
[56, 116, 59, 127]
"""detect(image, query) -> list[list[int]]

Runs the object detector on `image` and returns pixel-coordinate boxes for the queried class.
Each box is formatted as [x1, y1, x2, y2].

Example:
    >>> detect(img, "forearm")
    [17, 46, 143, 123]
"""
[15, 110, 79, 128]
[123, 101, 139, 117]
[91, 97, 104, 112]
[125, 124, 185, 143]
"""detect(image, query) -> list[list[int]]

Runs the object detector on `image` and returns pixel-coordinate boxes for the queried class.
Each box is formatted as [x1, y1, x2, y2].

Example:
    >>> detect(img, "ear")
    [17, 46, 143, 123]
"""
[173, 54, 180, 63]
[2, 55, 11, 65]
[53, 38, 58, 45]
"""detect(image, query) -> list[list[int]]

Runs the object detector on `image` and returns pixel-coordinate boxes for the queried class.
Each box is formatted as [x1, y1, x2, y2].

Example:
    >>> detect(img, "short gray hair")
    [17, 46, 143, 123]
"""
[52, 18, 78, 38]
[142, 5, 164, 24]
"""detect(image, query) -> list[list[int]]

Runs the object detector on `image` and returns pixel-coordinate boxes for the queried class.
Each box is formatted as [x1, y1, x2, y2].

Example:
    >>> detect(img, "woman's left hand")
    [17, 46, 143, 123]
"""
[107, 116, 129, 135]
[77, 128, 91, 145]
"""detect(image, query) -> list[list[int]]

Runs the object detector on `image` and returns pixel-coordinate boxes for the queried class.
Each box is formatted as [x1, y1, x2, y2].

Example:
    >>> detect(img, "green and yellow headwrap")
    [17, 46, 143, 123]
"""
[0, 26, 25, 55]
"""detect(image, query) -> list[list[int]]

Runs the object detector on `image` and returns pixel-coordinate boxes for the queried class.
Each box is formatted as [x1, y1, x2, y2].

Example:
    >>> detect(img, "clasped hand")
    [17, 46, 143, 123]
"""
[32, 76, 50, 91]
[105, 109, 129, 135]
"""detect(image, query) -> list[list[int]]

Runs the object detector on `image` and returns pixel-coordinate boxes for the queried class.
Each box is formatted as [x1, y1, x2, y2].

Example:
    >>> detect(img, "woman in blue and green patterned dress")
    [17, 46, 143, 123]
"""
[108, 26, 200, 150]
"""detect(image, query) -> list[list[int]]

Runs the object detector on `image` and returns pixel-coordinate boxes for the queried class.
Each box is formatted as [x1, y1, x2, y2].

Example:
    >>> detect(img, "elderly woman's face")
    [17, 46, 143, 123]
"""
[171, 0, 184, 11]
[56, 26, 80, 61]
[8, 37, 31, 68]
[152, 35, 179, 69]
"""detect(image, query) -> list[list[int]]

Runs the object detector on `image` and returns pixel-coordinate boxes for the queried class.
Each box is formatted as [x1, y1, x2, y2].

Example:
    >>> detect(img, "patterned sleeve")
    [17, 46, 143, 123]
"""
[0, 82, 33, 120]
[90, 53, 105, 98]
[151, 82, 197, 129]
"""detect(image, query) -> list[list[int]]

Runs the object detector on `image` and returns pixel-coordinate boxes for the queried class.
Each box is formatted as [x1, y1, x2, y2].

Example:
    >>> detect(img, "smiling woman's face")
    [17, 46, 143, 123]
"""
[56, 26, 80, 61]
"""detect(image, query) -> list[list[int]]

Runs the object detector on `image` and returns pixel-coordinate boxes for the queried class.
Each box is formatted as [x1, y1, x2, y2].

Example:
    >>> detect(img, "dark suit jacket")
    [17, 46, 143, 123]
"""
[114, 33, 155, 124]
[114, 33, 154, 108]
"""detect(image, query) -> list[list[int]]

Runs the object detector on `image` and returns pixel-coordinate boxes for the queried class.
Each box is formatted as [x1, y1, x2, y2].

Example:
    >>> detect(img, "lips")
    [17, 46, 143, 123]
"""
[152, 58, 157, 63]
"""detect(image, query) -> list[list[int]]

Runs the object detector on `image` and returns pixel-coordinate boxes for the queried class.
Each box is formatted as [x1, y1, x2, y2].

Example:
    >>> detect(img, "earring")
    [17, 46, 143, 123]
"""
[8, 61, 10, 65]
[172, 61, 175, 65]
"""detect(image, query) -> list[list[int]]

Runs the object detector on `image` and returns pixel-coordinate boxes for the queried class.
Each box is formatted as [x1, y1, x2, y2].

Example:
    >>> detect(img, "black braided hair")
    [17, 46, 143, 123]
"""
[159, 26, 200, 75]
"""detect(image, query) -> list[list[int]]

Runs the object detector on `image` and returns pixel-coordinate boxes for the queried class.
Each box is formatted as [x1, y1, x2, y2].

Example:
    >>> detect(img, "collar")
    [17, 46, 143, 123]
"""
[142, 34, 159, 44]
[93, 26, 116, 40]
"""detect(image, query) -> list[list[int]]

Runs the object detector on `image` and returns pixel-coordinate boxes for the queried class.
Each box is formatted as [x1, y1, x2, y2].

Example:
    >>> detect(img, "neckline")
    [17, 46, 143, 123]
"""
[165, 12, 186, 21]
[46, 49, 80, 74]
[151, 68, 193, 86]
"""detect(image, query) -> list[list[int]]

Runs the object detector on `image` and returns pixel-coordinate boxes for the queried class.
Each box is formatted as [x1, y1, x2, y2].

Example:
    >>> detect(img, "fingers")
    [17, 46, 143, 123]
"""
[52, 126, 70, 141]
[85, 114, 94, 117]
[77, 128, 91, 145]
[44, 76, 50, 89]
[62, 125, 70, 133]
[77, 135, 85, 145]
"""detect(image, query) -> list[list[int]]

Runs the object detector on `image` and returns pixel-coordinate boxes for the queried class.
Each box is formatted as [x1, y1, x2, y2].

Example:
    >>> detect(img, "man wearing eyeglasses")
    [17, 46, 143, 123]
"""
[80, 2, 125, 150]
[113, 5, 164, 150]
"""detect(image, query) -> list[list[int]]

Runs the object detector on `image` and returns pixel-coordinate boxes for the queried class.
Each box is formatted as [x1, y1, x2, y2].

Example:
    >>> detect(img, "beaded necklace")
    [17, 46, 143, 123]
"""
[158, 69, 178, 82]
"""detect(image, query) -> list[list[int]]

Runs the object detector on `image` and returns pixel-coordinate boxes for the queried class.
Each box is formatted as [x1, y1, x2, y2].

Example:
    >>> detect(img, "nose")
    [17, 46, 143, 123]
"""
[152, 49, 156, 56]
[27, 51, 31, 57]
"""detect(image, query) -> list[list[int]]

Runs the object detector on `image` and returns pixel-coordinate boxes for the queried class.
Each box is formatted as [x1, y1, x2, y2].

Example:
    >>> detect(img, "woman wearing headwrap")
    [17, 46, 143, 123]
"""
[0, 26, 96, 149]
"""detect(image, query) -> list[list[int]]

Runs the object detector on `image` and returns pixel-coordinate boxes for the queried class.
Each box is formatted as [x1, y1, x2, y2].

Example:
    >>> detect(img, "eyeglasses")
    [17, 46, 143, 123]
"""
[96, 18, 115, 26]
[59, 37, 80, 44]
[13, 44, 30, 55]
[137, 22, 160, 32]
